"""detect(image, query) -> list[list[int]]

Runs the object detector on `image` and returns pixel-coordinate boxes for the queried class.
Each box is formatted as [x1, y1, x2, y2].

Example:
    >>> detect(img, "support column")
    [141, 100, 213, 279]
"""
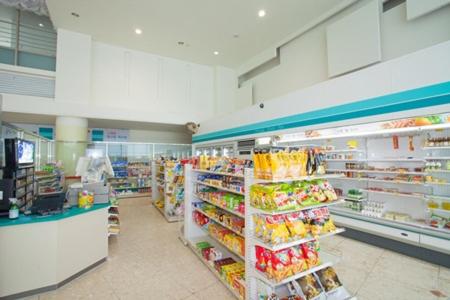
[55, 116, 88, 176]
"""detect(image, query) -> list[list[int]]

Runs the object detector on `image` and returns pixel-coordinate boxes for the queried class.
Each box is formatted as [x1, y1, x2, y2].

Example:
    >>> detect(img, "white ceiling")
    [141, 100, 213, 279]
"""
[46, 0, 346, 67]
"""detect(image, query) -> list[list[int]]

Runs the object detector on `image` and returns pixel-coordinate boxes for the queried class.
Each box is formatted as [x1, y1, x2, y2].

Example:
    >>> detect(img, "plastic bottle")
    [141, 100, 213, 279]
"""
[9, 198, 19, 219]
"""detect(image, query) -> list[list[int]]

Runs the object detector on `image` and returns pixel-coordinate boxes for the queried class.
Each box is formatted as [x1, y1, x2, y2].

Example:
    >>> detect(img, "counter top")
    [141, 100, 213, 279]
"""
[0, 204, 110, 227]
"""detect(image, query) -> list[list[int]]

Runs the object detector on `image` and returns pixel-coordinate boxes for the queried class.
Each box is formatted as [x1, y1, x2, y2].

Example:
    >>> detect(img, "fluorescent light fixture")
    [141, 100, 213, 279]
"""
[213, 51, 219, 55]
[135, 28, 142, 35]
[258, 10, 266, 17]
[38, 23, 44, 27]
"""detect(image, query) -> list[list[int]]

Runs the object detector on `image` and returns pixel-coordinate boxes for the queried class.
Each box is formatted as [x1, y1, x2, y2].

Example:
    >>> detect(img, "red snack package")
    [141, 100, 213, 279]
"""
[288, 245, 308, 274]
[301, 241, 321, 268]
[271, 249, 293, 282]
[255, 246, 271, 273]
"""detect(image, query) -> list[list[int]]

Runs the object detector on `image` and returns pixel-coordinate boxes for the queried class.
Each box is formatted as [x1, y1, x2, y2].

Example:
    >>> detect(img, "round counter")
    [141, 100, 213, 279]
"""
[0, 204, 109, 299]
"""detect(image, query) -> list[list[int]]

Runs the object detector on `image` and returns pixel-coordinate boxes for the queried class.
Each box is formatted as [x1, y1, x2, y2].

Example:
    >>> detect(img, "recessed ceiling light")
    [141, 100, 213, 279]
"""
[258, 10, 266, 17]
[38, 23, 44, 27]
[178, 41, 185, 45]
[233, 34, 239, 38]
[213, 51, 219, 55]
[135, 28, 142, 35]
[71, 12, 80, 18]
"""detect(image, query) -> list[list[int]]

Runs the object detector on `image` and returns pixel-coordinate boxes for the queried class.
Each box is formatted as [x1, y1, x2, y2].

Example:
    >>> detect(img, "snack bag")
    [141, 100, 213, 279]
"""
[297, 274, 322, 300]
[301, 241, 321, 268]
[318, 180, 338, 201]
[288, 245, 308, 274]
[310, 218, 324, 237]
[322, 216, 336, 233]
[285, 212, 307, 240]
[316, 266, 342, 292]
[263, 215, 290, 245]
[271, 249, 293, 282]
[288, 149, 302, 178]
[310, 181, 327, 202]
[255, 246, 271, 273]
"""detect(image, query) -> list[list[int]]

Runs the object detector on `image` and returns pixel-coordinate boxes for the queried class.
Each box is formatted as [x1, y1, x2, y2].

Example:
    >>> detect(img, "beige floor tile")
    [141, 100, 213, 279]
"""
[356, 271, 437, 300]
[439, 267, 450, 281]
[34, 196, 447, 300]
[369, 250, 439, 291]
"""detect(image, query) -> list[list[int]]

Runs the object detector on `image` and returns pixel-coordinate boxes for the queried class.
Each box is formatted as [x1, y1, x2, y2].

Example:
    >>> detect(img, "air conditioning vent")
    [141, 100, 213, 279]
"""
[237, 139, 255, 148]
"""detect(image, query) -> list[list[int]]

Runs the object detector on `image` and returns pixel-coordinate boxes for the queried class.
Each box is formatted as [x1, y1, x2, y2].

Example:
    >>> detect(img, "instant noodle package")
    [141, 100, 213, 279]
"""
[253, 147, 326, 180]
[250, 179, 338, 212]
[253, 207, 336, 245]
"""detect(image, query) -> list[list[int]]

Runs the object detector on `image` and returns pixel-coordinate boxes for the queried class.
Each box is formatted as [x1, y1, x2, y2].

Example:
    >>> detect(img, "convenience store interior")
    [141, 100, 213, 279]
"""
[0, 1, 449, 300]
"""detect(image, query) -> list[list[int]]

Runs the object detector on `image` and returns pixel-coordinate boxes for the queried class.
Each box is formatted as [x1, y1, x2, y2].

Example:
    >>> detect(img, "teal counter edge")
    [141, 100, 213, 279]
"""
[0, 204, 110, 227]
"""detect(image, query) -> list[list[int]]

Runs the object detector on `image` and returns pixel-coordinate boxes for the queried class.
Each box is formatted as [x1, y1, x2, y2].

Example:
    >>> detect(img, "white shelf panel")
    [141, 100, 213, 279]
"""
[327, 169, 425, 175]
[426, 170, 450, 174]
[330, 206, 450, 237]
[423, 146, 450, 150]
[425, 182, 450, 186]
[360, 189, 425, 199]
[251, 252, 337, 287]
[195, 180, 245, 195]
[194, 207, 245, 237]
[426, 195, 450, 201]
[254, 174, 344, 184]
[193, 169, 244, 178]
[187, 240, 243, 300]
[367, 178, 425, 186]
[326, 159, 365, 162]
[252, 228, 345, 252]
[195, 194, 245, 218]
[249, 199, 345, 216]
[425, 157, 450, 160]
[428, 207, 450, 214]
[366, 158, 424, 162]
[324, 149, 364, 153]
[194, 223, 245, 261]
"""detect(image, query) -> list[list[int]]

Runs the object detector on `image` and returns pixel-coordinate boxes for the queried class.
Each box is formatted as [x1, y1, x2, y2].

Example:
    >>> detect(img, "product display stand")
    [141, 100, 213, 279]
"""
[184, 164, 351, 300]
[152, 160, 184, 222]
[108, 160, 152, 199]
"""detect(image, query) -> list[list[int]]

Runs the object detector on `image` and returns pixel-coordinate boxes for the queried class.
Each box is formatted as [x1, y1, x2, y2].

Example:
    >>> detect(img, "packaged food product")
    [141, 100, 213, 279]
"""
[271, 249, 293, 282]
[288, 246, 308, 274]
[301, 241, 321, 268]
[297, 274, 322, 300]
[285, 212, 307, 240]
[316, 266, 342, 292]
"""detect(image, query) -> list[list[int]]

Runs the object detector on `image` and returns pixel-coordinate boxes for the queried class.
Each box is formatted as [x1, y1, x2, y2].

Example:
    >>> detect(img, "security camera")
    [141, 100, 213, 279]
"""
[259, 103, 264, 109]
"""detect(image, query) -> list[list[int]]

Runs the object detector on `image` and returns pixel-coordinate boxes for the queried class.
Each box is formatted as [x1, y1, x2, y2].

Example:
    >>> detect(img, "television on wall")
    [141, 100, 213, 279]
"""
[5, 138, 35, 168]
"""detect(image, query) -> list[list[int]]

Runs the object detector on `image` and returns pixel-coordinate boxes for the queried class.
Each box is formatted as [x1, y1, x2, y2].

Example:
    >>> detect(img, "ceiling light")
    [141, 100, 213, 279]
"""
[213, 51, 219, 55]
[178, 41, 185, 45]
[258, 10, 266, 17]
[71, 12, 80, 18]
[38, 23, 44, 27]
[135, 28, 142, 35]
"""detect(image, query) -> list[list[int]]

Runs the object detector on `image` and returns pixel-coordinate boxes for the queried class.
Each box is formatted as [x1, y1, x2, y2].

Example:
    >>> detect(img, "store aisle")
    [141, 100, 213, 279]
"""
[36, 198, 449, 300]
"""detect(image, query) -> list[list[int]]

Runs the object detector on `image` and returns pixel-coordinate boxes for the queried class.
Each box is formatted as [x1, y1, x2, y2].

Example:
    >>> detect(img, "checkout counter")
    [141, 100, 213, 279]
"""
[0, 204, 109, 299]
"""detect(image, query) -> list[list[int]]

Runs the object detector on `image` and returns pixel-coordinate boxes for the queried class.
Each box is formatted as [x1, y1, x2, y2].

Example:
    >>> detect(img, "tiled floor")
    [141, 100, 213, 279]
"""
[34, 197, 449, 300]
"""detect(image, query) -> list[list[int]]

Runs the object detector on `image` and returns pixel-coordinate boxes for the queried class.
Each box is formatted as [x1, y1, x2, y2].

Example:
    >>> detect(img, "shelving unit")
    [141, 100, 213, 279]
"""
[151, 161, 184, 222]
[184, 165, 350, 299]
[286, 123, 450, 255]
[108, 194, 120, 237]
[108, 161, 152, 199]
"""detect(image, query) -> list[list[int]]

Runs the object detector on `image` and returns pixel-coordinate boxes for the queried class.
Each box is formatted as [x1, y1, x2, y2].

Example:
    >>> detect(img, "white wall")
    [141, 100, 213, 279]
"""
[195, 40, 450, 142]
[241, 1, 450, 104]
[2, 30, 237, 126]
[90, 42, 216, 122]
[55, 29, 91, 104]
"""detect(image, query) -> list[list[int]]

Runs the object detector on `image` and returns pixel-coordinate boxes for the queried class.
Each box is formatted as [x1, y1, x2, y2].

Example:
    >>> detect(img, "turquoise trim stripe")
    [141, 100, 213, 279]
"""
[0, 204, 110, 227]
[193, 81, 450, 143]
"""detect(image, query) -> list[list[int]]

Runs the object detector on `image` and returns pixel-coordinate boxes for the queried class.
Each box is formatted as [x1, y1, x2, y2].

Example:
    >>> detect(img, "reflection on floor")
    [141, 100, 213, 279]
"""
[34, 197, 449, 300]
